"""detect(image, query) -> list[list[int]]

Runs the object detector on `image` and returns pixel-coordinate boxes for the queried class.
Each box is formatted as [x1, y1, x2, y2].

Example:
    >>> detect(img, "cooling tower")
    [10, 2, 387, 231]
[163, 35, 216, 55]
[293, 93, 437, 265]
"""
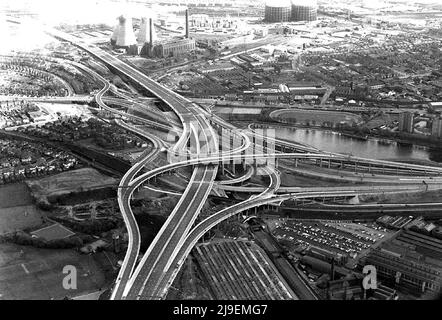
[138, 17, 157, 44]
[115, 15, 137, 47]
[110, 23, 120, 45]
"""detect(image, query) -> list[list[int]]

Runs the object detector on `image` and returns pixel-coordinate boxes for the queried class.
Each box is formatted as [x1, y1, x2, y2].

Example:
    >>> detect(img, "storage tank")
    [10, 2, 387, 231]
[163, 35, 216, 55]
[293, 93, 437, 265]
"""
[291, 0, 318, 22]
[264, 0, 292, 23]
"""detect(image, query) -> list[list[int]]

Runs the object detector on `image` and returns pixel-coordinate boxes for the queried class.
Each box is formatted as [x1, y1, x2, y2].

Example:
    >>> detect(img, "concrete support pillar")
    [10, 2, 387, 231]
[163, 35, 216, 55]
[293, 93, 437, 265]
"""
[242, 149, 246, 170]
[252, 134, 256, 156]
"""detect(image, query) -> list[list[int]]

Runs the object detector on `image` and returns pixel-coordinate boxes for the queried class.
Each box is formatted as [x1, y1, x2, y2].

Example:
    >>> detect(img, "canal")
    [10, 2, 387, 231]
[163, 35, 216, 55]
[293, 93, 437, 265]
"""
[272, 127, 442, 164]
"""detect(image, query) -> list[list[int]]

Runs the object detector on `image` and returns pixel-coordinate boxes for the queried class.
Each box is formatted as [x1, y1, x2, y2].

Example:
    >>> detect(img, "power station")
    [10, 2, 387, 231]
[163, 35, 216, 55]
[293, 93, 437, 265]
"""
[110, 9, 194, 58]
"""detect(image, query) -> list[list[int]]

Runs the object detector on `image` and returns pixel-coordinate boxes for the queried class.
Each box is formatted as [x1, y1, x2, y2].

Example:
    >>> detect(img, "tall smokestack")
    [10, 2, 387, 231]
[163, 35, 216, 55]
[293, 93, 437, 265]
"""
[185, 9, 189, 39]
[149, 18, 153, 48]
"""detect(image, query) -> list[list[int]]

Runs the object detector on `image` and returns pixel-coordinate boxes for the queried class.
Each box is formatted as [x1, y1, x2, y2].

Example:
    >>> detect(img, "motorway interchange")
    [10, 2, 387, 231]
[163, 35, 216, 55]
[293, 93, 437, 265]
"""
[23, 22, 442, 300]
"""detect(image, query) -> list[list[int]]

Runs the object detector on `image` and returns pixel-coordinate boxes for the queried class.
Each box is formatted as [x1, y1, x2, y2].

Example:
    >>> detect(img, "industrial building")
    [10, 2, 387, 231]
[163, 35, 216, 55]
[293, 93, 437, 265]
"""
[152, 38, 195, 58]
[360, 228, 442, 296]
[291, 0, 318, 22]
[264, 0, 292, 23]
[398, 111, 414, 133]
[326, 276, 398, 300]
[145, 9, 195, 58]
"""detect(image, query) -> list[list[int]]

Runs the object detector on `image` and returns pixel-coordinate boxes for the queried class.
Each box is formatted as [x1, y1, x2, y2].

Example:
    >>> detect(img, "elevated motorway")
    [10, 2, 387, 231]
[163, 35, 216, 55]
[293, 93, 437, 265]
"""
[40, 27, 227, 301]
[118, 150, 442, 298]
[111, 131, 164, 300]
[150, 184, 442, 298]
[139, 165, 281, 299]
[27, 20, 442, 300]
[217, 165, 254, 185]
[217, 182, 442, 194]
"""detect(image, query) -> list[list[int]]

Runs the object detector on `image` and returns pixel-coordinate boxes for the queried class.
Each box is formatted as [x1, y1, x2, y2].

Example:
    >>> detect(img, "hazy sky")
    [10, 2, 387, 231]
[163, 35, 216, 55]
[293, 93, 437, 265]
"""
[1, 0, 441, 27]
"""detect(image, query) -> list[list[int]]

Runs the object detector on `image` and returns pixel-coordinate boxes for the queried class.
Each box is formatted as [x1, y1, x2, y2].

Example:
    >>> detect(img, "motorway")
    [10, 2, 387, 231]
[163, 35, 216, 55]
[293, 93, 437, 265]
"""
[40, 27, 223, 300]
[143, 165, 281, 299]
[41, 29, 256, 300]
[26, 19, 442, 300]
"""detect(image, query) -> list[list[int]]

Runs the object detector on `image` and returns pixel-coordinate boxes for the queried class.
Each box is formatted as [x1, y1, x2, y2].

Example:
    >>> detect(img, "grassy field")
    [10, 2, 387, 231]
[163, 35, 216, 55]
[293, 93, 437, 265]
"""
[27, 168, 118, 200]
[0, 183, 43, 234]
[0, 183, 33, 208]
[0, 243, 110, 300]
[0, 205, 43, 235]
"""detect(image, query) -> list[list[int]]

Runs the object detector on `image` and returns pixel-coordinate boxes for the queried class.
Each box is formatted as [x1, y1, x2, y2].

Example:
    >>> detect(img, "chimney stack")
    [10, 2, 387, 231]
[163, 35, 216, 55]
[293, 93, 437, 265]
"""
[185, 9, 189, 38]
[149, 18, 153, 48]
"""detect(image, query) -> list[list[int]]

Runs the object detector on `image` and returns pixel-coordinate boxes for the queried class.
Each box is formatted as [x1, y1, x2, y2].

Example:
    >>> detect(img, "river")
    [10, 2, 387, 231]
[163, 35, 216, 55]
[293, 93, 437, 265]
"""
[272, 127, 442, 163]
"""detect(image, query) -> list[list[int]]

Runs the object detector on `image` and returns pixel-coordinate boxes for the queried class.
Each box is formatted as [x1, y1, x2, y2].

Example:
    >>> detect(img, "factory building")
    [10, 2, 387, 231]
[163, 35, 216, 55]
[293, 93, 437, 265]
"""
[291, 0, 318, 22]
[152, 38, 196, 58]
[264, 0, 292, 23]
[146, 9, 195, 58]
[360, 228, 442, 296]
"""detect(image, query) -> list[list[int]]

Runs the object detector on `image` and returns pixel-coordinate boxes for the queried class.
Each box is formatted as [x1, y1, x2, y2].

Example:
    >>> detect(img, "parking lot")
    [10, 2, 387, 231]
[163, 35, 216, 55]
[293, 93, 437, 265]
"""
[272, 220, 392, 259]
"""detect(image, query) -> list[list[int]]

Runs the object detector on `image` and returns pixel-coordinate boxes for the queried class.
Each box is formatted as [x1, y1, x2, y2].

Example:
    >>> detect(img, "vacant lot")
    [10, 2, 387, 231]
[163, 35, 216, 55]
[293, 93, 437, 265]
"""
[0, 243, 108, 300]
[27, 168, 118, 200]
